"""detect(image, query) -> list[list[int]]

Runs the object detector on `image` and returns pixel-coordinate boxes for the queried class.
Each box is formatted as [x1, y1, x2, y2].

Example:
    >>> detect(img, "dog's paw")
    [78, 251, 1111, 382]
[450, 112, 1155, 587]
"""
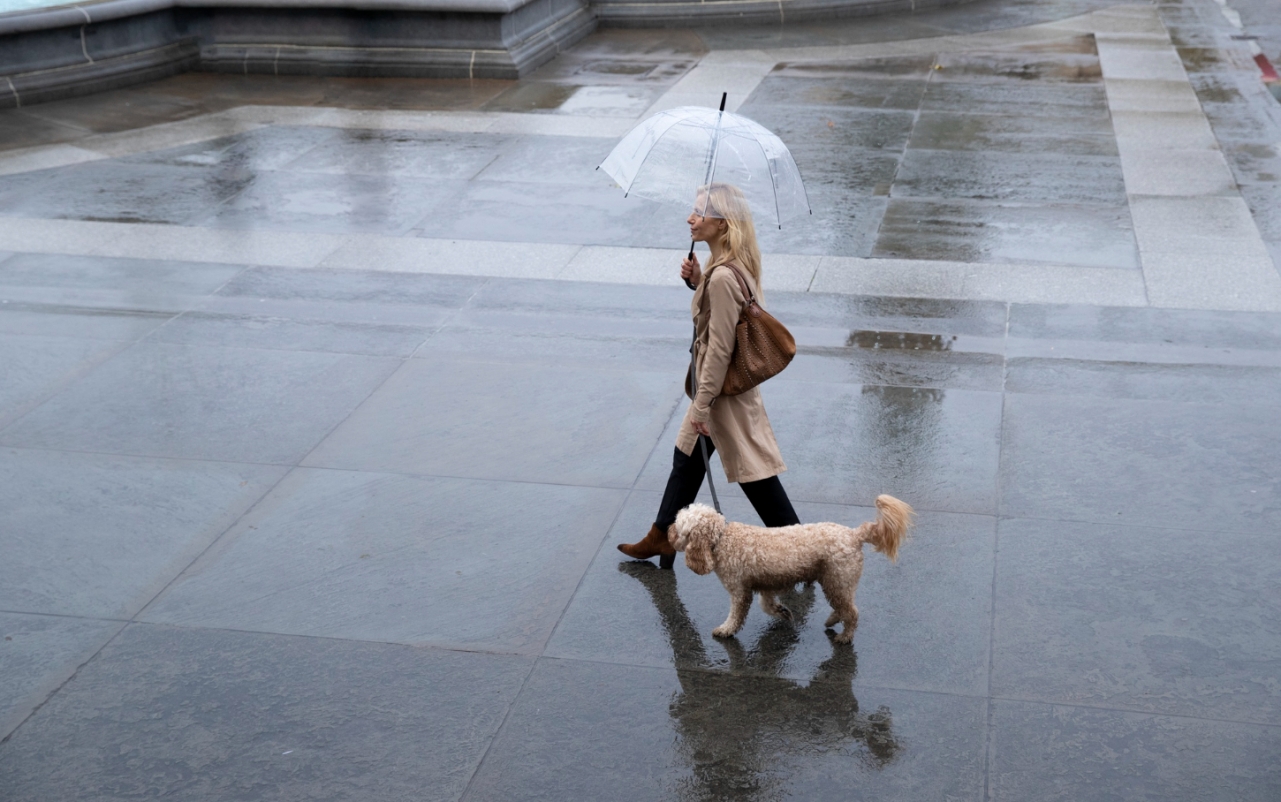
[777, 605, 793, 621]
[712, 625, 736, 639]
[833, 629, 854, 644]
[824, 611, 840, 628]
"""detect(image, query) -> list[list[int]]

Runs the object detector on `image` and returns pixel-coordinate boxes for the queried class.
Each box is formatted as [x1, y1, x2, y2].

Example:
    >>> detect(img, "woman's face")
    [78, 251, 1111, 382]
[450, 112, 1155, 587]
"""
[688, 196, 725, 244]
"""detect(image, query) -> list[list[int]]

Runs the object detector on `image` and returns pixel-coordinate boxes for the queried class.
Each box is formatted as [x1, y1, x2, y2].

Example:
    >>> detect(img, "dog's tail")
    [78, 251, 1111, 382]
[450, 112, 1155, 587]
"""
[864, 495, 914, 563]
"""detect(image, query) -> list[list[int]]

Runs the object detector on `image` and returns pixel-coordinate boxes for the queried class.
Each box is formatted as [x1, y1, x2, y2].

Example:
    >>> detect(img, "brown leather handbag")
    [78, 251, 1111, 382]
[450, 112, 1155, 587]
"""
[686, 263, 797, 398]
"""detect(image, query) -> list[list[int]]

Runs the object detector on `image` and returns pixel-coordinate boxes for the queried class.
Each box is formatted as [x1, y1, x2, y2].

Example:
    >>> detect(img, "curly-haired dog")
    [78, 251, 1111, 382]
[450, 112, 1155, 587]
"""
[670, 496, 913, 643]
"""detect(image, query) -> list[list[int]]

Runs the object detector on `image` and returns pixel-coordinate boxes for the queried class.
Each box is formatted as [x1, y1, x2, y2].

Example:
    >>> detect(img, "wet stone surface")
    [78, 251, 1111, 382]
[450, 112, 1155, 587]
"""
[3, 259, 1278, 798]
[2, 0, 1280, 798]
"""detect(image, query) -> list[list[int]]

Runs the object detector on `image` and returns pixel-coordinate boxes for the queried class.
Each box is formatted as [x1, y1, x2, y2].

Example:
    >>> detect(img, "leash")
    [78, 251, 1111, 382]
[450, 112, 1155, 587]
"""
[689, 330, 722, 514]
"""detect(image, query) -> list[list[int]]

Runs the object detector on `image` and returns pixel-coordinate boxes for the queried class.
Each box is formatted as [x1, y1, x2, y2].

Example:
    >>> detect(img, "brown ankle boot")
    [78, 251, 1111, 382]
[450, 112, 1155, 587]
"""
[617, 524, 676, 561]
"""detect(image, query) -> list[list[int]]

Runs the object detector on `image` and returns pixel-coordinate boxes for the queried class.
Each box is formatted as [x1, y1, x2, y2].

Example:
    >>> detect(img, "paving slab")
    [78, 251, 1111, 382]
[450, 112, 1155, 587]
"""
[322, 234, 580, 278]
[214, 265, 487, 309]
[739, 105, 918, 153]
[873, 198, 1138, 268]
[999, 391, 1281, 531]
[893, 149, 1127, 204]
[0, 161, 252, 226]
[412, 179, 670, 247]
[907, 110, 1117, 155]
[1095, 41, 1190, 82]
[0, 613, 124, 741]
[1141, 250, 1281, 311]
[463, 656, 987, 802]
[150, 312, 438, 357]
[0, 624, 532, 802]
[285, 129, 515, 180]
[992, 517, 1281, 724]
[0, 447, 285, 618]
[810, 256, 970, 298]
[1110, 109, 1219, 150]
[119, 126, 341, 172]
[1103, 77, 1204, 113]
[756, 194, 889, 258]
[425, 277, 691, 371]
[1006, 302, 1281, 353]
[0, 253, 244, 311]
[1129, 194, 1271, 256]
[0, 342, 402, 464]
[0, 335, 129, 429]
[141, 469, 625, 652]
[83, 223, 346, 269]
[302, 356, 683, 488]
[0, 303, 172, 341]
[919, 78, 1111, 117]
[1006, 357, 1281, 404]
[196, 171, 467, 236]
[473, 135, 615, 187]
[1117, 145, 1238, 196]
[989, 699, 1281, 802]
[744, 72, 930, 112]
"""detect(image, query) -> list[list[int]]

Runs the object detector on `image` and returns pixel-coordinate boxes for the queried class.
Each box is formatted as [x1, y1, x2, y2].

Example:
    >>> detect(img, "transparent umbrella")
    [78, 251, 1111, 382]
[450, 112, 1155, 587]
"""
[598, 95, 811, 232]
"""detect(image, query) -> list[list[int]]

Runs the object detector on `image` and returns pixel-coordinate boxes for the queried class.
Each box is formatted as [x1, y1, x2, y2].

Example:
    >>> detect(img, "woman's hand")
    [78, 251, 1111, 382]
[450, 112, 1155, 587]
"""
[681, 255, 702, 287]
[692, 420, 711, 437]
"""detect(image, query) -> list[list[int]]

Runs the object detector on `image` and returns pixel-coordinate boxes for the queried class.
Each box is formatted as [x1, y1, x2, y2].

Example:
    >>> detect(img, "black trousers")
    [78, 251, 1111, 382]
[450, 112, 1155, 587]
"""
[654, 436, 800, 530]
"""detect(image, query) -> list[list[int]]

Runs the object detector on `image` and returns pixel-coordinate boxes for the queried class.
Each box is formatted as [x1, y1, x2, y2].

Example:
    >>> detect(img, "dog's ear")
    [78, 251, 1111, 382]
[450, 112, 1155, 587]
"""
[683, 508, 721, 576]
[671, 503, 709, 553]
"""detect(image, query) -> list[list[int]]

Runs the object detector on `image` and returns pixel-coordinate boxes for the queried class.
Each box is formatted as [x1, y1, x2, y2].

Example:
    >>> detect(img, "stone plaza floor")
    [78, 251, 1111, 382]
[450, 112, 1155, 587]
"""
[1, 0, 1280, 799]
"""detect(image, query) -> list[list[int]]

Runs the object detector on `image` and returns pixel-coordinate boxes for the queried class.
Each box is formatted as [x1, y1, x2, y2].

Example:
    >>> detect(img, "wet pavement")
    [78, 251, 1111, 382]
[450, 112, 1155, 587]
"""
[2, 0, 1281, 800]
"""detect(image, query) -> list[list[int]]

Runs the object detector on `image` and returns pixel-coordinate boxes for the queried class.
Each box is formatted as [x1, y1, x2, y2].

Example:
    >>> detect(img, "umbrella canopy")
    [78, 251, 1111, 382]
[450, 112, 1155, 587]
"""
[598, 105, 811, 229]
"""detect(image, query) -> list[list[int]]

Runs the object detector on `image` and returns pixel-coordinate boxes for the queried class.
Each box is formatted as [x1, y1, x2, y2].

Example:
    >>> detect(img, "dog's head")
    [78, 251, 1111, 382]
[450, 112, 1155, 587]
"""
[671, 503, 724, 576]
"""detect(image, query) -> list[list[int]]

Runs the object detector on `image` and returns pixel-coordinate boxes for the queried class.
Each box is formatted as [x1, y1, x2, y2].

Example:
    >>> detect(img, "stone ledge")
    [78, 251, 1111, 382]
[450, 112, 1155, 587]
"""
[594, 0, 968, 28]
[0, 0, 982, 106]
[0, 0, 594, 106]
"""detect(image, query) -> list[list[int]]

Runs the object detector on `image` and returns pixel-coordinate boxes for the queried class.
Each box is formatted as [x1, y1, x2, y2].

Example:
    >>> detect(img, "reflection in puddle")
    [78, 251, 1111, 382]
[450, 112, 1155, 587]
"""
[621, 563, 900, 799]
[847, 330, 957, 351]
[857, 385, 947, 497]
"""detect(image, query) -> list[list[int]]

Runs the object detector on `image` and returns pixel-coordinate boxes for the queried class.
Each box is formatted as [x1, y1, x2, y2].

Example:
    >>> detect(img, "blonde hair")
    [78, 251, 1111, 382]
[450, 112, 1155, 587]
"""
[697, 183, 763, 298]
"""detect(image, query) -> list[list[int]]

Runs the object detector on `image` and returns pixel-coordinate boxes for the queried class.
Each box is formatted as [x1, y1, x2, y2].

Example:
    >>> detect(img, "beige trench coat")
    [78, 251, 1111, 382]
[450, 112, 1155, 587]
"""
[676, 264, 787, 484]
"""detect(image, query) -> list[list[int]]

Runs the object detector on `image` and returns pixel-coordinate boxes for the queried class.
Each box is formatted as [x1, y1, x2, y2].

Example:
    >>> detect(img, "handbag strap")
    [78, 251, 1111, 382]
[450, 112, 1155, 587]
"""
[706, 263, 757, 313]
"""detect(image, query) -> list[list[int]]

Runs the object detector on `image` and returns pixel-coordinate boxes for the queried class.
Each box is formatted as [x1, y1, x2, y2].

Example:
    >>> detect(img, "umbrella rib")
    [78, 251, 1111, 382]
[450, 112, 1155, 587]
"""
[621, 115, 694, 198]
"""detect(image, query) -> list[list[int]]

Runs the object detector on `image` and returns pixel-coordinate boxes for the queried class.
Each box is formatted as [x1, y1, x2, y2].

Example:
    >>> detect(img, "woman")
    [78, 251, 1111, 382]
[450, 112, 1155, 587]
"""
[619, 183, 800, 569]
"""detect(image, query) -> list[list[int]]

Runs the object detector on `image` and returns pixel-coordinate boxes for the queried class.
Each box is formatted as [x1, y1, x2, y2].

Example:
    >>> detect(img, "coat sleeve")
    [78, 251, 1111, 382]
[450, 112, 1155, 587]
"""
[690, 270, 744, 424]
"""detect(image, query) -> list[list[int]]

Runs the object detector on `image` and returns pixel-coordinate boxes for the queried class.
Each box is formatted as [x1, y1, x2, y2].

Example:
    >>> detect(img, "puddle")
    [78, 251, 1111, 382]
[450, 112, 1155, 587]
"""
[1176, 47, 1222, 73]
[483, 83, 581, 113]
[556, 86, 657, 116]
[847, 330, 957, 351]
[932, 51, 1103, 83]
[576, 61, 656, 76]
[771, 55, 937, 79]
[1012, 35, 1099, 56]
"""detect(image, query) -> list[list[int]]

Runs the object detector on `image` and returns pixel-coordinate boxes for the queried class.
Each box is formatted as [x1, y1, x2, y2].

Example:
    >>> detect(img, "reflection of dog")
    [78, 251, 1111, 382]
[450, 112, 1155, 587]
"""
[670, 495, 913, 642]
[619, 561, 901, 795]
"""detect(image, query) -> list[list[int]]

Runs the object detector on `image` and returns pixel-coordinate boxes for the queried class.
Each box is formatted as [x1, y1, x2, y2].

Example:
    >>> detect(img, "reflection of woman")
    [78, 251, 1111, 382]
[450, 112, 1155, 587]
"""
[619, 183, 800, 569]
